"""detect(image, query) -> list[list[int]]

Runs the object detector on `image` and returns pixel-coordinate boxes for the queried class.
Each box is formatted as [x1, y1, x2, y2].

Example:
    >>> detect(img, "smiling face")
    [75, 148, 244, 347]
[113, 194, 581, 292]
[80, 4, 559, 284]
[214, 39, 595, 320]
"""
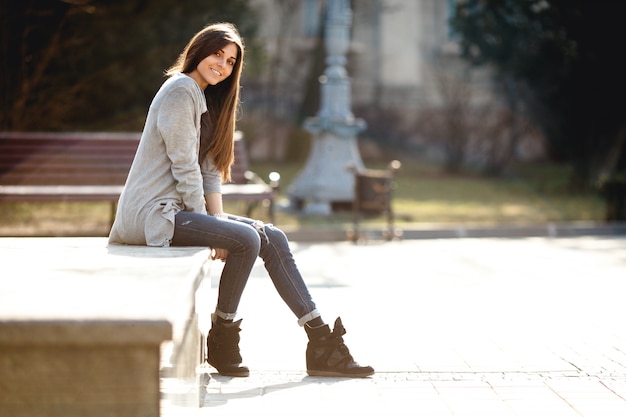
[189, 42, 238, 89]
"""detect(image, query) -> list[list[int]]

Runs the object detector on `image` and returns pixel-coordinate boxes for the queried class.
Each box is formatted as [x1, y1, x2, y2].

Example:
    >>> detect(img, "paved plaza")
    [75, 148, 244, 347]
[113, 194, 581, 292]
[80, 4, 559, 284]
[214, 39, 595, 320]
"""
[161, 233, 626, 416]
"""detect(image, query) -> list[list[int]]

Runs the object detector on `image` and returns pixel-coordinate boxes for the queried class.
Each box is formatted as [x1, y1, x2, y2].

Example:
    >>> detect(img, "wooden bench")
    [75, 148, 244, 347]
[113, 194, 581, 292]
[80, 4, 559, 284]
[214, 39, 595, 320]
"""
[0, 131, 280, 228]
[0, 237, 212, 416]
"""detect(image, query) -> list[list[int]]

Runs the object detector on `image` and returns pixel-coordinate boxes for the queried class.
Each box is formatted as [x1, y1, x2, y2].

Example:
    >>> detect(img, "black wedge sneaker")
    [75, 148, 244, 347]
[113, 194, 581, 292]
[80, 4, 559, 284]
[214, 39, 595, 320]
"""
[305, 317, 374, 378]
[207, 318, 250, 377]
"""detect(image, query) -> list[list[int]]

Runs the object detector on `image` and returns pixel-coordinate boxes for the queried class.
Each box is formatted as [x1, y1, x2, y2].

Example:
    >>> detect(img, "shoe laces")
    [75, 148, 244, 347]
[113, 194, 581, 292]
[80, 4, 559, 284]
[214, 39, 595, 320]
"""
[329, 325, 353, 360]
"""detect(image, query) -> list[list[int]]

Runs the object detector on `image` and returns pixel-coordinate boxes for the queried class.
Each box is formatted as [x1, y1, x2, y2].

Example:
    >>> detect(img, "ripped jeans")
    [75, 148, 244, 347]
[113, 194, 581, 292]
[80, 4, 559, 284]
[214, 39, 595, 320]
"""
[171, 211, 320, 326]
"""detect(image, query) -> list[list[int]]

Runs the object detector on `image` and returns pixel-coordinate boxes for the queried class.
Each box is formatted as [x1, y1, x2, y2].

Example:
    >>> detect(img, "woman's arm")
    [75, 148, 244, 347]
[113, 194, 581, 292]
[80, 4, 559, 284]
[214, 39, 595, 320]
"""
[200, 147, 225, 216]
[157, 85, 206, 214]
[205, 192, 224, 216]
[205, 191, 229, 261]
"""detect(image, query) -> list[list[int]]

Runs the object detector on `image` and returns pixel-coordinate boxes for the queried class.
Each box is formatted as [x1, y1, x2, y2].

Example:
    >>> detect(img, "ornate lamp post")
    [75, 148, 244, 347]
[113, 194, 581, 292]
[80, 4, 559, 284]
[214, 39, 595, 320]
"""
[287, 0, 365, 215]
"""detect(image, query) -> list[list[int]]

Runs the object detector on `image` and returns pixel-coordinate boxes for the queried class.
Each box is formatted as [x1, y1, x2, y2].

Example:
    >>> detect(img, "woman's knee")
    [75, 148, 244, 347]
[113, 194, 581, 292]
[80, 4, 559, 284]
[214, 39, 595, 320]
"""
[264, 224, 288, 243]
[260, 224, 291, 253]
[236, 224, 262, 253]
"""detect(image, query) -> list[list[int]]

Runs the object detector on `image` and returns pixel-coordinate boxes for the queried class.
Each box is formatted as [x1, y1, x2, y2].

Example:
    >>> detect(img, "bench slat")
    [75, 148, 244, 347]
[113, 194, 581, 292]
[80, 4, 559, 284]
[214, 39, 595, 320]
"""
[0, 185, 124, 201]
[222, 183, 275, 200]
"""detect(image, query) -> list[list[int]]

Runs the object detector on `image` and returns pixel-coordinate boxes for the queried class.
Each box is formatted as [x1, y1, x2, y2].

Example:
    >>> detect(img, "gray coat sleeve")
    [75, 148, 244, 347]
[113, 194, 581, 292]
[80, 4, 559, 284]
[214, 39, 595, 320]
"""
[201, 156, 223, 195]
[156, 86, 207, 214]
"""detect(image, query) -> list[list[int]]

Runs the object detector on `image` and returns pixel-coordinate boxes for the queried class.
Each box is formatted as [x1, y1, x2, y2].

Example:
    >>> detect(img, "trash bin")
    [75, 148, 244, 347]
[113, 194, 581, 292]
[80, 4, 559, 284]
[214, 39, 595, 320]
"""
[349, 160, 401, 241]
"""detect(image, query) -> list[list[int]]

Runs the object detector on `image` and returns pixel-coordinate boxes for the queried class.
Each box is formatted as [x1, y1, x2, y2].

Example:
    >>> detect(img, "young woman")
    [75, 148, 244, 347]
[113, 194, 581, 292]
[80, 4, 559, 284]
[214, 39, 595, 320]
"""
[109, 23, 373, 378]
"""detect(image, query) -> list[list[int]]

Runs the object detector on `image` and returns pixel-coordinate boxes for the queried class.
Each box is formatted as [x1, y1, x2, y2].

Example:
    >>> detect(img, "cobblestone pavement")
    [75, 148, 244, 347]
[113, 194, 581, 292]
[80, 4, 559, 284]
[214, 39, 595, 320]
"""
[162, 235, 626, 416]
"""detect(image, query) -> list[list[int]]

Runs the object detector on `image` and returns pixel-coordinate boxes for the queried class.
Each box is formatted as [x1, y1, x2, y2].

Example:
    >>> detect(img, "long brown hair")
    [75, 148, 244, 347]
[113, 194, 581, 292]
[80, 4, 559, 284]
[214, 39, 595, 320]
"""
[166, 23, 244, 182]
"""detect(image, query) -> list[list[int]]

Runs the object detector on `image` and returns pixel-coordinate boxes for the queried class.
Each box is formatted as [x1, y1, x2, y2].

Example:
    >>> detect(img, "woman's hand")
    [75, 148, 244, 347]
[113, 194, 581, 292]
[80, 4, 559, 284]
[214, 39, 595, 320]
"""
[212, 247, 229, 261]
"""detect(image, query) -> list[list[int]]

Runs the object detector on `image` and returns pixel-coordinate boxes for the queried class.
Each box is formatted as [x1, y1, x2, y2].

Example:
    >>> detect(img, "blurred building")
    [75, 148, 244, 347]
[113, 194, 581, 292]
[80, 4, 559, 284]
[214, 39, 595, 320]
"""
[245, 0, 542, 165]
[248, 0, 485, 118]
[352, 0, 467, 112]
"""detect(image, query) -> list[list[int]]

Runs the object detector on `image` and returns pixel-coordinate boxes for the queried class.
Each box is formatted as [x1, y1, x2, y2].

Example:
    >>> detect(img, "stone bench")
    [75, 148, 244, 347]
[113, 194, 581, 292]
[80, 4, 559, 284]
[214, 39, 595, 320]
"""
[0, 237, 212, 417]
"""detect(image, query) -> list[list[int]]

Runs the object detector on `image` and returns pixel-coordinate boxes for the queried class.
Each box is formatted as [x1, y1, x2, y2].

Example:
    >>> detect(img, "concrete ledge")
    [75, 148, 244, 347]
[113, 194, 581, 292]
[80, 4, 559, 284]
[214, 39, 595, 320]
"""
[0, 237, 211, 417]
[0, 321, 171, 345]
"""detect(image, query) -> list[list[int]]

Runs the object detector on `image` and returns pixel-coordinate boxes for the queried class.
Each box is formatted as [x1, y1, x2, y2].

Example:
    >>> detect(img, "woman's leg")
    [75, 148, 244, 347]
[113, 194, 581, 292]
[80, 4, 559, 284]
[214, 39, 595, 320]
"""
[172, 211, 373, 377]
[238, 216, 374, 377]
[171, 211, 260, 318]
[225, 214, 320, 326]
[171, 211, 261, 376]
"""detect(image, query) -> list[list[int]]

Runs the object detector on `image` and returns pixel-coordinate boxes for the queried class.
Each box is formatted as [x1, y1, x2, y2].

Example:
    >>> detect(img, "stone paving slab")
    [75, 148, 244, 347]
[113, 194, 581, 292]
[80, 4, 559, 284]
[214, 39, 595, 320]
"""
[163, 234, 626, 416]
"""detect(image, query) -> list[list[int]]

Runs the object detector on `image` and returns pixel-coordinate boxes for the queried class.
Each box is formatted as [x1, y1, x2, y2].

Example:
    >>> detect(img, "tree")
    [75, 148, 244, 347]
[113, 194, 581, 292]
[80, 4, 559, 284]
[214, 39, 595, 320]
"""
[0, 0, 260, 131]
[451, 0, 626, 189]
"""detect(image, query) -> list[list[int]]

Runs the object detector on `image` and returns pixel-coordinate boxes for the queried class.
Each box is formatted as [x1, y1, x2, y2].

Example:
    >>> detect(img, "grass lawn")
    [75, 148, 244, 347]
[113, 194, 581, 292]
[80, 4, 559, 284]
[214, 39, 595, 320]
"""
[0, 160, 607, 237]
[253, 160, 606, 226]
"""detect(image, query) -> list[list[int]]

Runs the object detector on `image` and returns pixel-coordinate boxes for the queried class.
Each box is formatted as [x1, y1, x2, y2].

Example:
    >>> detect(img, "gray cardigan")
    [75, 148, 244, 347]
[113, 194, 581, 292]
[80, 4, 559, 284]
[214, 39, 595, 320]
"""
[109, 73, 222, 246]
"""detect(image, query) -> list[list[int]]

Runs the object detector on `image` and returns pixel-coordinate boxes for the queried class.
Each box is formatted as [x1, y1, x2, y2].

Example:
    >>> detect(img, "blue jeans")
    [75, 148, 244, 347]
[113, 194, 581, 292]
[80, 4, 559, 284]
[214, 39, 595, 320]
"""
[171, 211, 320, 326]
